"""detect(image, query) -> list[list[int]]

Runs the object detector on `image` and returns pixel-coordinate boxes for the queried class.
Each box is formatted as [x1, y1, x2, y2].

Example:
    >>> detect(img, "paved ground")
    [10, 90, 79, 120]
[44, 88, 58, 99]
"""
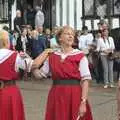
[18, 79, 118, 120]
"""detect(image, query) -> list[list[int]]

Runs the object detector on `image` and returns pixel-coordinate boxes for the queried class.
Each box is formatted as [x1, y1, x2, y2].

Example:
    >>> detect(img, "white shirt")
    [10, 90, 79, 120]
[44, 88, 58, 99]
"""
[97, 36, 115, 55]
[0, 49, 33, 72]
[78, 33, 94, 50]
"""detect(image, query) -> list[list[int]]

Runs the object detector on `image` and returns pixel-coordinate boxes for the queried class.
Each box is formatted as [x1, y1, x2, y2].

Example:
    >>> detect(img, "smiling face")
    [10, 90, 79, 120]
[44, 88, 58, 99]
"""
[58, 26, 75, 47]
[102, 29, 109, 37]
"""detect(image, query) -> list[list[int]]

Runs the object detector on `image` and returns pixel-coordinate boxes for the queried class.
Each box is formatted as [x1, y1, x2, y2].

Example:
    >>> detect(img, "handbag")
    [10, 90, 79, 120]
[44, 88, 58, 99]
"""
[107, 52, 115, 60]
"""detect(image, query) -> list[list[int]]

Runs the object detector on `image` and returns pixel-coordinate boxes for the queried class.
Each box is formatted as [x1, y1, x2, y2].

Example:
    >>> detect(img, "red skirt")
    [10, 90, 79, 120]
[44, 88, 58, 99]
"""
[0, 85, 25, 120]
[45, 85, 93, 120]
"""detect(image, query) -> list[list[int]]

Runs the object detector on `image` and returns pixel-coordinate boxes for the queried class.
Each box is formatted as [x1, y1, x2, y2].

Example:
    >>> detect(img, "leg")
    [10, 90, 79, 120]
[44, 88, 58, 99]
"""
[108, 59, 114, 85]
[100, 55, 109, 87]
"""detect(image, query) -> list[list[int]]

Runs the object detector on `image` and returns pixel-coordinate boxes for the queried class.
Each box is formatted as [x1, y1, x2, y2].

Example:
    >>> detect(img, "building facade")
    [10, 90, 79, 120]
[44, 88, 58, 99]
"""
[0, 0, 120, 30]
[55, 0, 120, 30]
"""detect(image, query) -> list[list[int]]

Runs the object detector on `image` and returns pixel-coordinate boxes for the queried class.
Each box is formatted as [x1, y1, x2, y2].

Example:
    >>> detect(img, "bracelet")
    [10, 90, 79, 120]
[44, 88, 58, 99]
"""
[81, 98, 87, 103]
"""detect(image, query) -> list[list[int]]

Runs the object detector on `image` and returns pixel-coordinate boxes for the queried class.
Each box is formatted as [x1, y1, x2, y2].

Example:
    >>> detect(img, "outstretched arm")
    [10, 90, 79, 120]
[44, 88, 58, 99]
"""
[32, 49, 53, 69]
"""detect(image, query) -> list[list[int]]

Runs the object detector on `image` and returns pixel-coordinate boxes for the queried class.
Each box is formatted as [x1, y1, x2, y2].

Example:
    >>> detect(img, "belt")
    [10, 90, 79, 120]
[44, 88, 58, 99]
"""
[53, 79, 80, 85]
[0, 80, 16, 89]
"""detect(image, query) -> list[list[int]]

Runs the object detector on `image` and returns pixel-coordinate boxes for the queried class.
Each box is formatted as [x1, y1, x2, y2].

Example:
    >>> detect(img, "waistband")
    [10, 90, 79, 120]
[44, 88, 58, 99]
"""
[0, 80, 16, 89]
[53, 79, 80, 85]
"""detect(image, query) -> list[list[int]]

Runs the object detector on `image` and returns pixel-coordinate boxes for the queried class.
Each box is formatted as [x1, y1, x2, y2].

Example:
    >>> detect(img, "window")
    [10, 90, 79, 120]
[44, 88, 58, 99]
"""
[83, 0, 120, 18]
[114, 0, 120, 15]
[0, 0, 8, 22]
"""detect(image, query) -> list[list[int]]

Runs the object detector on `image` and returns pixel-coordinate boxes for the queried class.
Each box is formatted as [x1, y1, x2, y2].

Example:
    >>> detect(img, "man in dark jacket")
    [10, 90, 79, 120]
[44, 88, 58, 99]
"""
[14, 10, 24, 34]
[31, 27, 47, 59]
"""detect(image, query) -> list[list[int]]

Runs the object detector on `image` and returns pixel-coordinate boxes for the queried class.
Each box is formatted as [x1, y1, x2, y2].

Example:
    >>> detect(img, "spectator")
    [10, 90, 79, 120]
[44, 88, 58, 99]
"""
[35, 6, 44, 28]
[78, 26, 94, 55]
[45, 28, 52, 48]
[26, 4, 36, 29]
[14, 10, 24, 34]
[96, 29, 115, 88]
[50, 27, 60, 51]
[31, 27, 47, 59]
[15, 28, 28, 53]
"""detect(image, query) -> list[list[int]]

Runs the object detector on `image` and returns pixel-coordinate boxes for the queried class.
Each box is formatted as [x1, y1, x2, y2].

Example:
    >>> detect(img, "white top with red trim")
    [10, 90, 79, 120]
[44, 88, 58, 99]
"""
[39, 49, 91, 80]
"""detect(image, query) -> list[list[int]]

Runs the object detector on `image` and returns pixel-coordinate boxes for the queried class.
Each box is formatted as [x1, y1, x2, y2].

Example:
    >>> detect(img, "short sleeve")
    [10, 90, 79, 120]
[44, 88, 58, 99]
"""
[32, 59, 49, 79]
[39, 59, 50, 77]
[79, 56, 92, 80]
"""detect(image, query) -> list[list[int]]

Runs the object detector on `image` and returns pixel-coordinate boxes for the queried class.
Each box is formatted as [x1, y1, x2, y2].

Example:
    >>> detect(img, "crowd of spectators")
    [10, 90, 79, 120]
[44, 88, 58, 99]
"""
[3, 5, 120, 88]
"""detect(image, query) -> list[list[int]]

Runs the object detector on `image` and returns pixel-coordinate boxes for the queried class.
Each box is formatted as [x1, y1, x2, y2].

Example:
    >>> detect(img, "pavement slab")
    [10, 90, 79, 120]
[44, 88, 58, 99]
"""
[17, 79, 118, 120]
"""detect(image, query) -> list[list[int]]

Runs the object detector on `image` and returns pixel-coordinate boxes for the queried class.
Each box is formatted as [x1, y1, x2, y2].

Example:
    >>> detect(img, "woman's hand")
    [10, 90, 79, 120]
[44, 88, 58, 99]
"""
[104, 49, 113, 55]
[32, 49, 53, 69]
[78, 101, 87, 118]
[44, 48, 54, 55]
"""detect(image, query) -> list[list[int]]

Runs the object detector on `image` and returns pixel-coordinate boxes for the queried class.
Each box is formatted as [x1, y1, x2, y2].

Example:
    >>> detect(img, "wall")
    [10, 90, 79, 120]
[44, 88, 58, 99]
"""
[56, 0, 83, 29]
[55, 0, 120, 30]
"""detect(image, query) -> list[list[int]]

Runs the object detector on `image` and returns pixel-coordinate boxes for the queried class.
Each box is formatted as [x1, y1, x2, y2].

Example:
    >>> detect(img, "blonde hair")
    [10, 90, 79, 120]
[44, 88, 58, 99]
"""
[56, 26, 75, 44]
[0, 30, 9, 49]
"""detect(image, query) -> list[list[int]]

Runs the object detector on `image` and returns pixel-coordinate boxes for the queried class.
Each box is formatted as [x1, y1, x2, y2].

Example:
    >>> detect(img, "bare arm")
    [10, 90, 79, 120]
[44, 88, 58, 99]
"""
[81, 80, 89, 101]
[31, 49, 53, 69]
[78, 56, 91, 118]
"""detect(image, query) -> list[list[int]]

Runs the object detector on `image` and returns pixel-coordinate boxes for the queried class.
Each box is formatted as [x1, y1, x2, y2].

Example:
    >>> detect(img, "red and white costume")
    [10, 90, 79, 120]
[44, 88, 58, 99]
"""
[40, 49, 93, 120]
[0, 49, 33, 120]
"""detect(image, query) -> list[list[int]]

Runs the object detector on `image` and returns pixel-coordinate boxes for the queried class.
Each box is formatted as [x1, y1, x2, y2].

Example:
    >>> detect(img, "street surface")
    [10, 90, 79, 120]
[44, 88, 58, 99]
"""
[18, 79, 117, 120]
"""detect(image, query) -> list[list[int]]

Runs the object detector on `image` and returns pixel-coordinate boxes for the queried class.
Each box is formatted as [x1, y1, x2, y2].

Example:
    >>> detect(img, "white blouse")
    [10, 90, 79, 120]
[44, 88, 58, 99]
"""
[97, 36, 115, 55]
[0, 49, 33, 72]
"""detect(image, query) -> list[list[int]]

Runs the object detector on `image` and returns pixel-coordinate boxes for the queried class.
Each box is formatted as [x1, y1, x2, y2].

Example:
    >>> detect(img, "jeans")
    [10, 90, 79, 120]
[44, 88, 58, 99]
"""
[101, 55, 114, 85]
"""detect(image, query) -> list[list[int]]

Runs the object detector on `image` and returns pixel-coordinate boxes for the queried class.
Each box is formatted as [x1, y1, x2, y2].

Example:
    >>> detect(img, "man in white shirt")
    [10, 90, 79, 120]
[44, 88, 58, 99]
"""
[78, 26, 93, 55]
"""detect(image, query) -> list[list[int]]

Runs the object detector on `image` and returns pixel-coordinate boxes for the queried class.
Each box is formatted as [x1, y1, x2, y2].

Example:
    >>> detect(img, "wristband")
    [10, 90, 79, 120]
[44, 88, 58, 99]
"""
[81, 98, 87, 103]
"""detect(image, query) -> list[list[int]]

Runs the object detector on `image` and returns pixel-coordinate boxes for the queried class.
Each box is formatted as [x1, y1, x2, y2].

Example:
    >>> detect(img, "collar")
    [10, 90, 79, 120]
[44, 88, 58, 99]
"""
[0, 49, 14, 63]
[54, 49, 83, 56]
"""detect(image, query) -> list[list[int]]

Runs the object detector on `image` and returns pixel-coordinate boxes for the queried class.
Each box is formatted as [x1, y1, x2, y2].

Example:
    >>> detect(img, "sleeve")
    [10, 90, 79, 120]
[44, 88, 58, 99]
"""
[87, 34, 94, 45]
[15, 53, 33, 72]
[39, 59, 49, 77]
[78, 37, 82, 49]
[110, 37, 115, 50]
[32, 59, 50, 79]
[96, 38, 101, 52]
[79, 56, 92, 81]
[40, 12, 44, 24]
